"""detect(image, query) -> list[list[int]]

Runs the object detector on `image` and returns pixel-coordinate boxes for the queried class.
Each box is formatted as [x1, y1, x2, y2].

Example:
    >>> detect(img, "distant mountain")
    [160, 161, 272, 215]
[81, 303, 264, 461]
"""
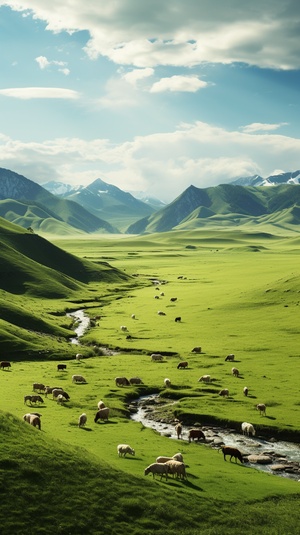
[231, 170, 300, 187]
[43, 177, 155, 232]
[0, 168, 118, 234]
[126, 183, 300, 234]
[127, 191, 166, 210]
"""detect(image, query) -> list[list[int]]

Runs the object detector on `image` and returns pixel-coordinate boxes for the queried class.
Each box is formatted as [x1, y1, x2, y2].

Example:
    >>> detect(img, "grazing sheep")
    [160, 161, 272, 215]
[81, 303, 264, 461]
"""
[177, 361, 188, 369]
[164, 378, 171, 388]
[160, 292, 164, 296]
[129, 377, 143, 385]
[23, 413, 41, 430]
[241, 422, 256, 437]
[72, 374, 86, 384]
[117, 444, 135, 457]
[243, 386, 249, 397]
[165, 460, 187, 480]
[75, 353, 83, 362]
[220, 445, 244, 463]
[188, 429, 205, 443]
[56, 394, 65, 404]
[154, 295, 160, 299]
[156, 453, 183, 464]
[191, 346, 201, 353]
[120, 325, 128, 331]
[144, 463, 169, 480]
[52, 388, 65, 400]
[256, 403, 266, 416]
[97, 400, 106, 410]
[94, 407, 110, 423]
[32, 383, 45, 393]
[157, 311, 166, 316]
[232, 367, 239, 377]
[0, 361, 11, 370]
[57, 364, 67, 371]
[115, 376, 130, 387]
[198, 375, 211, 383]
[131, 314, 136, 319]
[225, 354, 235, 361]
[219, 388, 229, 397]
[151, 353, 163, 361]
[175, 423, 183, 439]
[78, 413, 87, 427]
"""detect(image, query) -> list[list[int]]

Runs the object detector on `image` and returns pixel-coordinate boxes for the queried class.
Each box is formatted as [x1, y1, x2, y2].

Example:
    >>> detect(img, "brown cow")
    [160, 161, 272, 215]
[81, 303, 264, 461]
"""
[188, 429, 205, 443]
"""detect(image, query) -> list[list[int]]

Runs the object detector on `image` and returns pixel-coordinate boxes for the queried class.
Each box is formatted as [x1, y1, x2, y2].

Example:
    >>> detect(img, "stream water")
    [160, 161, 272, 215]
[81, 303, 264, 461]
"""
[67, 309, 91, 344]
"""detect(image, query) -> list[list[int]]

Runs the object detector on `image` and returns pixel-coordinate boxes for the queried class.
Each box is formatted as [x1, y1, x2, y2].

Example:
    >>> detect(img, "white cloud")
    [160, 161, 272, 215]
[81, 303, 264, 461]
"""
[241, 123, 289, 133]
[0, 87, 80, 99]
[123, 68, 154, 86]
[35, 55, 49, 69]
[150, 75, 208, 93]
[0, 121, 299, 202]
[35, 55, 70, 75]
[2, 1, 300, 70]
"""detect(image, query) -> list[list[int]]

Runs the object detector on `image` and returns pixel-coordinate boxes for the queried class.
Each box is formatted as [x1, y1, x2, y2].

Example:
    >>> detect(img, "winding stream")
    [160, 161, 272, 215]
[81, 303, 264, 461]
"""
[67, 309, 91, 344]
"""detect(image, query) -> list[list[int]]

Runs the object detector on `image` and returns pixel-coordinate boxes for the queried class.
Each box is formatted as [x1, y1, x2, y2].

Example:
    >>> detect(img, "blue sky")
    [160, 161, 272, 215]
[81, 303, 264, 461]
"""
[0, 1, 299, 202]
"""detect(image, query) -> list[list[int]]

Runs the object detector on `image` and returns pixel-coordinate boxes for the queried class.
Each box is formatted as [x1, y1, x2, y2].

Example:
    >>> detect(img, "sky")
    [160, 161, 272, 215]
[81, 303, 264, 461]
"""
[0, 1, 300, 202]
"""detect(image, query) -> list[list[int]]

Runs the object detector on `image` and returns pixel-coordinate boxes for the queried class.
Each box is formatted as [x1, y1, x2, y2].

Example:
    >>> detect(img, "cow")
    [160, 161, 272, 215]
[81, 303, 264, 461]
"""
[57, 364, 67, 371]
[188, 429, 205, 443]
[115, 377, 130, 387]
[177, 361, 188, 369]
[0, 361, 11, 370]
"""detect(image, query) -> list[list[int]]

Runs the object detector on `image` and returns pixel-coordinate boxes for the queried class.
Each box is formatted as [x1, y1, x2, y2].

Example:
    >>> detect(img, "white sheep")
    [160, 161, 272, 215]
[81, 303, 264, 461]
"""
[120, 325, 128, 331]
[241, 422, 256, 436]
[56, 394, 65, 404]
[256, 403, 266, 416]
[164, 378, 171, 388]
[243, 386, 249, 397]
[232, 367, 239, 377]
[117, 444, 135, 457]
[144, 463, 169, 480]
[97, 400, 106, 410]
[165, 460, 187, 480]
[156, 453, 183, 464]
[78, 413, 87, 427]
[75, 353, 83, 362]
[131, 314, 136, 319]
[151, 353, 163, 361]
[198, 375, 211, 383]
[72, 374, 86, 383]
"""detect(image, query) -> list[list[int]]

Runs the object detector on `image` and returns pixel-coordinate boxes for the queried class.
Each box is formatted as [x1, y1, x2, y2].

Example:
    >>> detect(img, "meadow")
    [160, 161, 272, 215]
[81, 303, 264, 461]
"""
[0, 227, 299, 534]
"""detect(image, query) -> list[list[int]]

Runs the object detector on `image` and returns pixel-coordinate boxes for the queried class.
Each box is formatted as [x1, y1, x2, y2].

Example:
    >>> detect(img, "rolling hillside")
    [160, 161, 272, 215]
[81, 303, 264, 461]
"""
[0, 168, 119, 234]
[127, 183, 300, 233]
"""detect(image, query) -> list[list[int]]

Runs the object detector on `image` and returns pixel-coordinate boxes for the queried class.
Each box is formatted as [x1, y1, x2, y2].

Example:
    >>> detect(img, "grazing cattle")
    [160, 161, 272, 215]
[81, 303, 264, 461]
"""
[175, 422, 182, 439]
[31, 395, 44, 404]
[129, 377, 143, 385]
[188, 429, 205, 443]
[117, 444, 135, 457]
[175, 317, 181, 322]
[57, 364, 67, 371]
[56, 394, 65, 404]
[120, 325, 128, 331]
[157, 311, 166, 316]
[165, 460, 187, 480]
[220, 445, 244, 464]
[156, 453, 183, 464]
[151, 353, 163, 361]
[24, 395, 33, 405]
[191, 346, 201, 353]
[72, 375, 86, 384]
[164, 378, 171, 388]
[160, 292, 164, 296]
[52, 388, 65, 400]
[177, 361, 188, 369]
[44, 386, 61, 397]
[219, 389, 229, 397]
[232, 367, 239, 377]
[154, 295, 160, 299]
[144, 463, 169, 480]
[75, 353, 83, 362]
[256, 403, 266, 416]
[97, 400, 106, 410]
[225, 354, 235, 362]
[243, 386, 249, 397]
[241, 422, 256, 436]
[198, 375, 211, 383]
[0, 361, 11, 370]
[170, 297, 177, 302]
[32, 383, 45, 393]
[94, 407, 110, 423]
[115, 376, 130, 387]
[78, 413, 87, 427]
[23, 413, 41, 430]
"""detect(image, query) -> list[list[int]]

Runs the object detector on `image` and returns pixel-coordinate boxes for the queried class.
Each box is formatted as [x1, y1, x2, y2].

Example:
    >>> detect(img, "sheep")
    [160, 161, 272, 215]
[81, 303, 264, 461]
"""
[56, 394, 65, 404]
[97, 400, 106, 410]
[72, 374, 86, 383]
[160, 292, 164, 296]
[32, 383, 45, 393]
[256, 403, 266, 416]
[198, 375, 211, 383]
[151, 353, 163, 361]
[232, 367, 239, 377]
[129, 377, 143, 385]
[177, 361, 188, 369]
[188, 429, 205, 443]
[225, 354, 235, 361]
[219, 445, 244, 464]
[219, 388, 229, 397]
[120, 325, 128, 331]
[23, 413, 41, 430]
[175, 422, 183, 439]
[115, 376, 130, 387]
[164, 378, 171, 388]
[157, 311, 166, 316]
[52, 388, 65, 400]
[117, 444, 135, 457]
[75, 353, 83, 362]
[165, 460, 187, 480]
[78, 413, 87, 427]
[144, 463, 169, 480]
[243, 386, 249, 397]
[94, 407, 110, 423]
[241, 422, 256, 436]
[156, 453, 184, 464]
[191, 346, 201, 353]
[131, 314, 136, 319]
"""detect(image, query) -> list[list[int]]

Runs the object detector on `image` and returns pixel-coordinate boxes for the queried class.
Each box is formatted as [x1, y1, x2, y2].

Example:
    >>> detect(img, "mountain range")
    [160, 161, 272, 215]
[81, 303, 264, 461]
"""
[1, 166, 300, 235]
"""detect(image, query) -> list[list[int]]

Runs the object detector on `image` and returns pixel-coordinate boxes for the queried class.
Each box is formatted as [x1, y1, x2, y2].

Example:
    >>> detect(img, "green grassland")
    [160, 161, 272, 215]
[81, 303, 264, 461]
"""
[0, 225, 299, 534]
